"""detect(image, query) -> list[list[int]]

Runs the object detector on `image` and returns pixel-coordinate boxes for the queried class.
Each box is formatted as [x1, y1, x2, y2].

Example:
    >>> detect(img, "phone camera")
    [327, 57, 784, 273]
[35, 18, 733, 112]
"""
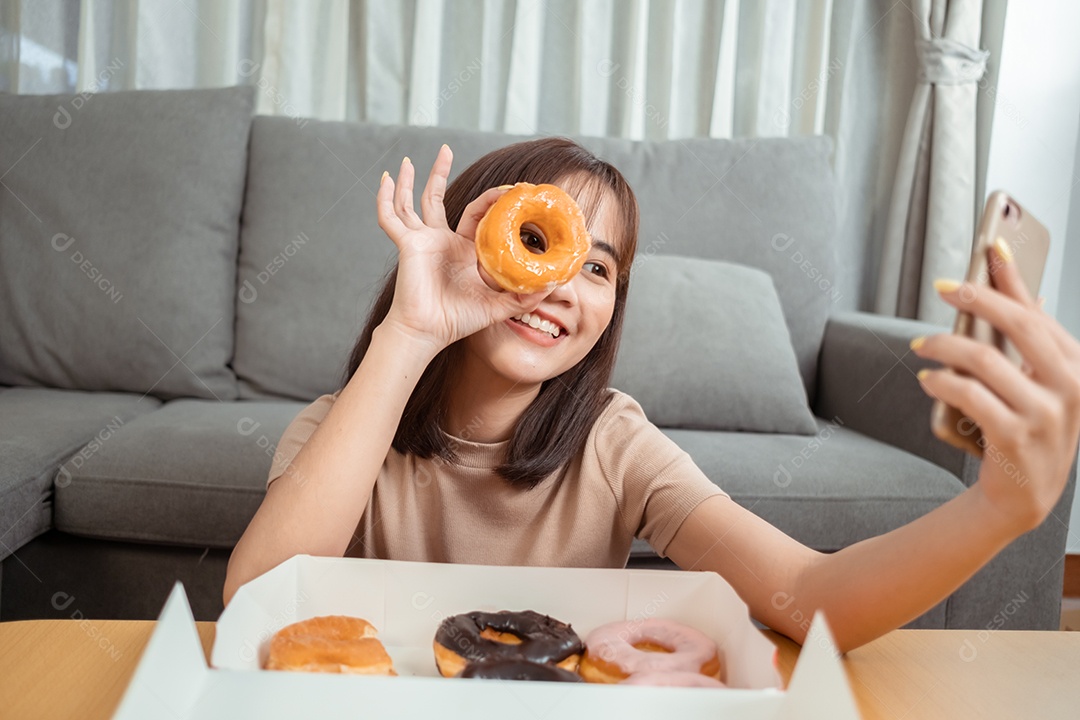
[1003, 199, 1021, 225]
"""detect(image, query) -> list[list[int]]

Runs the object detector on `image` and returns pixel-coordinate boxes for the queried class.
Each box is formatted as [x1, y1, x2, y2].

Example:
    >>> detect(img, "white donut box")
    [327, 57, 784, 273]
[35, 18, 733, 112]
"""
[112, 555, 861, 719]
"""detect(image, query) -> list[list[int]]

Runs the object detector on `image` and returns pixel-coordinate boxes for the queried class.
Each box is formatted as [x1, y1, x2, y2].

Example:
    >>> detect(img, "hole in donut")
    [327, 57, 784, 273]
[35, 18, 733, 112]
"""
[479, 627, 524, 645]
[519, 223, 548, 255]
[632, 641, 674, 654]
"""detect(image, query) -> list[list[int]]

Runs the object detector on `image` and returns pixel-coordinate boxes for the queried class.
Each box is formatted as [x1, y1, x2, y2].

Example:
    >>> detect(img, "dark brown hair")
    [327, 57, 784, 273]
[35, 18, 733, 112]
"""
[341, 137, 639, 488]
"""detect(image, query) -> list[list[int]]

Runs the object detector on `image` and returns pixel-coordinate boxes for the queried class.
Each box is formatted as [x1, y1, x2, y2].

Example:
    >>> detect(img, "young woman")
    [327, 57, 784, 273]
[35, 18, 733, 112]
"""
[225, 137, 1080, 653]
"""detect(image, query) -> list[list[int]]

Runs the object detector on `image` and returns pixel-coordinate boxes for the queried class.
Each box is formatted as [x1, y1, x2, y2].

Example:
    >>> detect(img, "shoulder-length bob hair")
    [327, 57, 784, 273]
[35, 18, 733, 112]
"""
[341, 137, 639, 489]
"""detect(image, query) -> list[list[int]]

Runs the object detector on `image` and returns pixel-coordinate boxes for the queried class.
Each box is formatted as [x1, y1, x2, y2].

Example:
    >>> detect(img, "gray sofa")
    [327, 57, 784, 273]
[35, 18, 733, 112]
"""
[0, 86, 1073, 630]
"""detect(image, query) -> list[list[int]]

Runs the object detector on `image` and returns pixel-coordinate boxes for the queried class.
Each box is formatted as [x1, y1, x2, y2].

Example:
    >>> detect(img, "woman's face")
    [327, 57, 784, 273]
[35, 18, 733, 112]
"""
[462, 181, 622, 387]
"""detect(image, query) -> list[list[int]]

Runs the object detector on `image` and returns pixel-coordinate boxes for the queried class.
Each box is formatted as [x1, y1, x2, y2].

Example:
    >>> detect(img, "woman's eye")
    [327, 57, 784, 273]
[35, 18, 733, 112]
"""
[521, 231, 546, 254]
[583, 261, 608, 278]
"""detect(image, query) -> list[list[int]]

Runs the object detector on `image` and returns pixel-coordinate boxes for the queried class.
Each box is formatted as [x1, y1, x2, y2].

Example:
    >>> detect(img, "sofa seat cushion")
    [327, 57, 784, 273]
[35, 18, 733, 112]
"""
[54, 399, 305, 548]
[0, 387, 160, 560]
[630, 418, 965, 557]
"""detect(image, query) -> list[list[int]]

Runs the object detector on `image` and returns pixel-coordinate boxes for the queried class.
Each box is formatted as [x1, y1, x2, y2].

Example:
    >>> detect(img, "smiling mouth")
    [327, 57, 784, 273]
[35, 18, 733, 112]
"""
[509, 312, 566, 339]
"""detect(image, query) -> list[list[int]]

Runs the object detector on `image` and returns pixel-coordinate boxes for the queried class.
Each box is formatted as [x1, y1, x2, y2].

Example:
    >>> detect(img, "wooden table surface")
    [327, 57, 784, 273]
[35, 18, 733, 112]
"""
[0, 619, 1077, 719]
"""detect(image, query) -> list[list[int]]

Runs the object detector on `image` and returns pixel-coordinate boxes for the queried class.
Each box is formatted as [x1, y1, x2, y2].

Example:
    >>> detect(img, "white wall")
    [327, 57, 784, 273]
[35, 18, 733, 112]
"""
[981, 1, 1080, 552]
[1064, 128, 1080, 554]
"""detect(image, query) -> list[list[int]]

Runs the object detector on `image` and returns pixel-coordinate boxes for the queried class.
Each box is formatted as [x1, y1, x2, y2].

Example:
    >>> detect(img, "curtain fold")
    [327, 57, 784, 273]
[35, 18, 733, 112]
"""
[2, 0, 979, 317]
[875, 0, 987, 323]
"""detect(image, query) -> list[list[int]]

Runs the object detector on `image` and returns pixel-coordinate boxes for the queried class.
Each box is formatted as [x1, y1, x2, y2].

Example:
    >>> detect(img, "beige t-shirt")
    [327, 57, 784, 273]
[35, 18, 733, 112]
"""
[267, 389, 727, 568]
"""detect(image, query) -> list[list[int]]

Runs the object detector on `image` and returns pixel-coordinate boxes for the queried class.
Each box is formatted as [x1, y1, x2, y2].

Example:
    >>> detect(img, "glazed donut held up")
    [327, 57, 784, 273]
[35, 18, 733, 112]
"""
[433, 609, 584, 678]
[265, 615, 396, 675]
[475, 182, 592, 294]
[377, 149, 573, 353]
[579, 618, 722, 685]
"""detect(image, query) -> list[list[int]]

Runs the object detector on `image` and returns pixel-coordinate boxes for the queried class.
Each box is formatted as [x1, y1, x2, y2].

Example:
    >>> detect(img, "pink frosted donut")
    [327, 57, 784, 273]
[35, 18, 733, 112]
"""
[620, 671, 727, 688]
[578, 618, 722, 684]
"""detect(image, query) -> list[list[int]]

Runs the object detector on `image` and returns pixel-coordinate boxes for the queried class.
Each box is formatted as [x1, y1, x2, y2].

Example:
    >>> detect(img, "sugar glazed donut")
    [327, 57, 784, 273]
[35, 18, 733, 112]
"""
[264, 615, 396, 675]
[474, 182, 591, 294]
[579, 618, 722, 685]
[433, 610, 584, 678]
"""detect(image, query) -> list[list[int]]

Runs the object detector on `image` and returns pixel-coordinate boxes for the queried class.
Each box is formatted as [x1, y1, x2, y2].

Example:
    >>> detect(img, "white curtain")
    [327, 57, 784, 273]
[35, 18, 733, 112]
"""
[2, 0, 950, 314]
[875, 0, 987, 323]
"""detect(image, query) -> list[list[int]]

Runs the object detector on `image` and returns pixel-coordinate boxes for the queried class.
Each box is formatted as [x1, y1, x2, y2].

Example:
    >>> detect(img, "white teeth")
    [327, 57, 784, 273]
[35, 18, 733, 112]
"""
[510, 312, 562, 338]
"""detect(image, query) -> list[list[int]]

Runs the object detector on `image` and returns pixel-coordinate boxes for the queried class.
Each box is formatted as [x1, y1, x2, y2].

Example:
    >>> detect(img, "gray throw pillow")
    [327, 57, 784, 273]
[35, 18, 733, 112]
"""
[612, 255, 818, 434]
[0, 86, 254, 400]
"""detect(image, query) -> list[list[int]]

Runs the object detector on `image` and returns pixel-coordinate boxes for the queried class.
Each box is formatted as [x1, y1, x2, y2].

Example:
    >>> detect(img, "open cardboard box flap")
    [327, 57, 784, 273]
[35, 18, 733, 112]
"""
[114, 556, 860, 719]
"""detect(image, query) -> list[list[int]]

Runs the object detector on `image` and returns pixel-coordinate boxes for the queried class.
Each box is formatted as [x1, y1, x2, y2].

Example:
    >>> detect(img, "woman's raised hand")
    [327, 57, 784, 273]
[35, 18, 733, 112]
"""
[375, 145, 545, 353]
[912, 241, 1080, 534]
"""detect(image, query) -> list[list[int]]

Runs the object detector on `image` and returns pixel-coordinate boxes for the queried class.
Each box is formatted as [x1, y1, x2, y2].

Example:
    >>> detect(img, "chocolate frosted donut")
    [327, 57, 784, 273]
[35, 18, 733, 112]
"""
[458, 659, 583, 682]
[433, 610, 584, 678]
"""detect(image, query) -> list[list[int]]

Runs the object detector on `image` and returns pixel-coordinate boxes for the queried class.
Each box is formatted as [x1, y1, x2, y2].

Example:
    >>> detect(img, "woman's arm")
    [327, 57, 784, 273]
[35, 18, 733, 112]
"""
[223, 323, 438, 605]
[224, 148, 545, 605]
[666, 484, 1022, 653]
[667, 240, 1080, 653]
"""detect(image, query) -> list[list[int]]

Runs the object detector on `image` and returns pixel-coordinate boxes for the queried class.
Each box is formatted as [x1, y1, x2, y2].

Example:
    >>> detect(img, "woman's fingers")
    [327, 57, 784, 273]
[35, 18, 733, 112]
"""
[421, 144, 453, 229]
[376, 172, 408, 245]
[918, 368, 1022, 444]
[912, 332, 1052, 415]
[983, 236, 1080, 370]
[476, 260, 502, 292]
[456, 185, 514, 239]
[936, 279, 1070, 390]
[986, 238, 1036, 307]
[394, 157, 423, 229]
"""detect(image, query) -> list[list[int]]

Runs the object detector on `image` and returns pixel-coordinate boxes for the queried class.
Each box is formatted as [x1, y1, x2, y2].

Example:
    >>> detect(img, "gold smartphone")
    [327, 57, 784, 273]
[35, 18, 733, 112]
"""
[929, 191, 1050, 457]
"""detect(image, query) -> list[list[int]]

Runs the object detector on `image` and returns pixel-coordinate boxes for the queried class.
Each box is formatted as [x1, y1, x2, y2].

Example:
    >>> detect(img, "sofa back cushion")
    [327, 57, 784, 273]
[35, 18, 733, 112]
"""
[0, 87, 254, 400]
[234, 118, 837, 402]
[584, 135, 837, 400]
[613, 255, 818, 434]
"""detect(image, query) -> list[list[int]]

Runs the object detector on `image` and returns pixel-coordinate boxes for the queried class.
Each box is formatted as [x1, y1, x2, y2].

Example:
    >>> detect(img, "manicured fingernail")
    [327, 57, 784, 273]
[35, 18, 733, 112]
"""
[381, 170, 389, 182]
[403, 156, 411, 164]
[497, 184, 514, 190]
[910, 336, 926, 351]
[917, 369, 931, 381]
[993, 236, 1014, 263]
[933, 278, 961, 294]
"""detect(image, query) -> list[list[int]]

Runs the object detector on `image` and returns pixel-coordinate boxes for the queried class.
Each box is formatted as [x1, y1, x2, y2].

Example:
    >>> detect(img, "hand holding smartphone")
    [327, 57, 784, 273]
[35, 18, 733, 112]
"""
[929, 191, 1050, 457]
